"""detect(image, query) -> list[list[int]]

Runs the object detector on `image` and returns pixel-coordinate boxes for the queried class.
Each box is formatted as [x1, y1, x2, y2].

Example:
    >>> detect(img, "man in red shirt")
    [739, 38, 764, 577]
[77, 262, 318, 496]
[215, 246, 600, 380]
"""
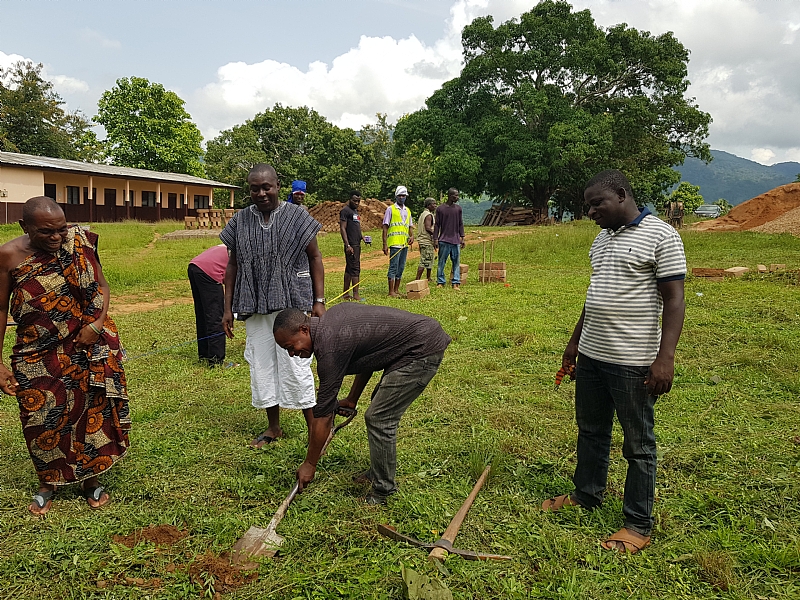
[188, 244, 229, 365]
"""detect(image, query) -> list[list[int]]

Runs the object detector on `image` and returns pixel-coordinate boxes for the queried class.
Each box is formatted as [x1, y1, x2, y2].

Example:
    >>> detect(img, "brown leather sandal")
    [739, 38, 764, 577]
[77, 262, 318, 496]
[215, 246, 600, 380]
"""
[541, 494, 580, 511]
[600, 528, 651, 554]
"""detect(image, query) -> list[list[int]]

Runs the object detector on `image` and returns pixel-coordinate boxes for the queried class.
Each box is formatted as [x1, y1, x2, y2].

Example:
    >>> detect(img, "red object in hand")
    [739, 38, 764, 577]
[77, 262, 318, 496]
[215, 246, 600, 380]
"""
[554, 364, 576, 390]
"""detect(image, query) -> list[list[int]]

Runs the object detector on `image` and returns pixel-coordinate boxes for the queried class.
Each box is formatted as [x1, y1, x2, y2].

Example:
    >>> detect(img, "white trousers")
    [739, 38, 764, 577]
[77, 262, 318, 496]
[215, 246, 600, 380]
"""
[244, 313, 316, 410]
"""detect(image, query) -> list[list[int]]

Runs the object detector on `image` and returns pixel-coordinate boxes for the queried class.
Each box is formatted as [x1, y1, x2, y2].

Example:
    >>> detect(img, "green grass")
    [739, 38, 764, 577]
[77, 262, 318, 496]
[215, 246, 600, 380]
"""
[1, 221, 799, 599]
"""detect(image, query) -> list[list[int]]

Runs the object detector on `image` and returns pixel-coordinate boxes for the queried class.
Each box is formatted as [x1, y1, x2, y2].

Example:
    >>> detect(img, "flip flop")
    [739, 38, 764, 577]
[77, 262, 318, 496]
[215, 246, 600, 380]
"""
[29, 489, 54, 517]
[250, 432, 282, 449]
[601, 528, 651, 554]
[82, 485, 110, 509]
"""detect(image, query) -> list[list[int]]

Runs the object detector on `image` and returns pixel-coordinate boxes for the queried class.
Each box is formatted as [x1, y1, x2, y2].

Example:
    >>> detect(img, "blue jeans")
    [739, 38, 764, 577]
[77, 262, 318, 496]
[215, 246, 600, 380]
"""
[387, 246, 408, 280]
[573, 353, 657, 536]
[436, 242, 460, 285]
[364, 352, 444, 498]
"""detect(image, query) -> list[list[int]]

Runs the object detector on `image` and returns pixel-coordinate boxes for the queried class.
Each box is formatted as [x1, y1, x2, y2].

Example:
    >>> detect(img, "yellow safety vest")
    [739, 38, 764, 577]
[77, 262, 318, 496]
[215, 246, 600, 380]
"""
[386, 204, 410, 247]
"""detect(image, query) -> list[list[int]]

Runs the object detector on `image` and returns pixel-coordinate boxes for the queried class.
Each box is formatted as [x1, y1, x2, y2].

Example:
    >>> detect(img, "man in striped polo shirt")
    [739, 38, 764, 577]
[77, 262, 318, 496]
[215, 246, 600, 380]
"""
[542, 170, 686, 555]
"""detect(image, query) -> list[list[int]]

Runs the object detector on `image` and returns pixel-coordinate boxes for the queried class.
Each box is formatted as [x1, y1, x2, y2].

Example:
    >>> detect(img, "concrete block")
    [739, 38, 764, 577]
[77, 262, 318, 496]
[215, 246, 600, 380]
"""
[724, 266, 749, 277]
[405, 279, 429, 293]
[770, 263, 786, 272]
[758, 264, 768, 273]
[479, 262, 506, 270]
[407, 288, 430, 300]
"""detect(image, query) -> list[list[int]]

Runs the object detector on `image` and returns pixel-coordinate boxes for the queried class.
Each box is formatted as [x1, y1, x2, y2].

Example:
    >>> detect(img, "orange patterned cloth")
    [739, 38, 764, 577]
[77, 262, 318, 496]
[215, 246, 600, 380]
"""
[10, 226, 129, 486]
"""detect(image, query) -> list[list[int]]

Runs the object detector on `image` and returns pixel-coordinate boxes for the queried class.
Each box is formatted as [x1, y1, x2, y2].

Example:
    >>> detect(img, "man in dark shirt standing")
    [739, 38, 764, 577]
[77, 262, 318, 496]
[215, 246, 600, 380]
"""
[273, 304, 451, 504]
[339, 190, 365, 302]
[433, 188, 465, 290]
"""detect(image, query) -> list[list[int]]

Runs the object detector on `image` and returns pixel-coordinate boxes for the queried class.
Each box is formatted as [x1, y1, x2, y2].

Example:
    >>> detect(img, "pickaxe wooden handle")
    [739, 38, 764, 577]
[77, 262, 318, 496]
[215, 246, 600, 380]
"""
[428, 464, 491, 562]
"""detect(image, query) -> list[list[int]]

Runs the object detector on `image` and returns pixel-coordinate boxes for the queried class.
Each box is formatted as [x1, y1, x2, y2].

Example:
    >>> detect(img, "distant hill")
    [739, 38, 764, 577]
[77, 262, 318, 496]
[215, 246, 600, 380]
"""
[676, 150, 800, 206]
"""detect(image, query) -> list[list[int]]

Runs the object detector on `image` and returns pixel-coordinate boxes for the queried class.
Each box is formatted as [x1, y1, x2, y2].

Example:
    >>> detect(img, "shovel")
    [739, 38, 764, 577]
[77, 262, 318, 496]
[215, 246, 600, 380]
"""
[231, 409, 357, 565]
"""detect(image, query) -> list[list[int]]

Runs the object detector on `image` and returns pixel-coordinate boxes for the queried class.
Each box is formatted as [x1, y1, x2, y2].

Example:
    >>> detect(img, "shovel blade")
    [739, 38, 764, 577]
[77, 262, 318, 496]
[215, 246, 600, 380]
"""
[231, 526, 285, 564]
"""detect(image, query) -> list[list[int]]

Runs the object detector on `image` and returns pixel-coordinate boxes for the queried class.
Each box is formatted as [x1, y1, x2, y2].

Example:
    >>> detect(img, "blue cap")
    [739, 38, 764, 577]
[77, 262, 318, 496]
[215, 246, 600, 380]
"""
[291, 180, 307, 194]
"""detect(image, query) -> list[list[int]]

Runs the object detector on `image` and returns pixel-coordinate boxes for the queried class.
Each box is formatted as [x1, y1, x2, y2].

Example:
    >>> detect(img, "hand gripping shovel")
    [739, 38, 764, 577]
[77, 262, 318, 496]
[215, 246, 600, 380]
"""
[231, 410, 357, 565]
[378, 465, 512, 561]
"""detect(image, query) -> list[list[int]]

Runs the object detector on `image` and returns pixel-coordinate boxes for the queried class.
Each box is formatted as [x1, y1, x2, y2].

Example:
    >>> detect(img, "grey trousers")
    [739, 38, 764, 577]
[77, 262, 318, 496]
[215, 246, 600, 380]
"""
[364, 351, 445, 498]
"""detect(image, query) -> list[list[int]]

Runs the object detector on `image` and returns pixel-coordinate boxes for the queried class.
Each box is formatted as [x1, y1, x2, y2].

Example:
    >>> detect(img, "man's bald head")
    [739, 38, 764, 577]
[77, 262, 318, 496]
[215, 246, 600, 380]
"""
[248, 163, 277, 181]
[22, 197, 64, 224]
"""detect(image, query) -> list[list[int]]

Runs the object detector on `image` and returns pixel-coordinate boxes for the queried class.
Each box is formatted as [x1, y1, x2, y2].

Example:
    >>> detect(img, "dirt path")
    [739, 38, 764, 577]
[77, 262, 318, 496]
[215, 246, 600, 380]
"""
[109, 227, 534, 315]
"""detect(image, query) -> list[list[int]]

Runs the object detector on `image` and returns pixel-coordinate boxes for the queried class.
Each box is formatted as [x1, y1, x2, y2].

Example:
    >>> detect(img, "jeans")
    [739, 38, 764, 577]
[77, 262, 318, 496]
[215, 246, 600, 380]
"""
[364, 351, 444, 498]
[572, 353, 657, 536]
[436, 242, 460, 285]
[387, 246, 408, 280]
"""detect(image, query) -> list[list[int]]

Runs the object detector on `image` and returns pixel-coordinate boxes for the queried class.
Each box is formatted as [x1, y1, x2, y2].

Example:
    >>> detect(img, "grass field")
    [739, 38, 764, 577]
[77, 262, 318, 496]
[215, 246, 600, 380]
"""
[1, 219, 799, 599]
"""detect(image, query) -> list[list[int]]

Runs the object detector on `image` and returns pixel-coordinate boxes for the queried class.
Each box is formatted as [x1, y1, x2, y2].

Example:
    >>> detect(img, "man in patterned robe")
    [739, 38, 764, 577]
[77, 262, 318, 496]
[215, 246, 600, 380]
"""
[221, 164, 325, 448]
[0, 197, 129, 516]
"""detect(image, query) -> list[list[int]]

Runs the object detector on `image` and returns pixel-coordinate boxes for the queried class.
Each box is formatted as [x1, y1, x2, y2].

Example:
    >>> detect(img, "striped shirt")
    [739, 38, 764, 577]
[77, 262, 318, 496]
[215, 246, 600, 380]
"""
[219, 202, 321, 315]
[578, 209, 686, 366]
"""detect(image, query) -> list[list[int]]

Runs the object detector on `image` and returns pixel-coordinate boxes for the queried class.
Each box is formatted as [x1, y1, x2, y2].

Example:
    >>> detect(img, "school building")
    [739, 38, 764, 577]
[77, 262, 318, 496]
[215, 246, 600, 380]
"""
[0, 151, 239, 224]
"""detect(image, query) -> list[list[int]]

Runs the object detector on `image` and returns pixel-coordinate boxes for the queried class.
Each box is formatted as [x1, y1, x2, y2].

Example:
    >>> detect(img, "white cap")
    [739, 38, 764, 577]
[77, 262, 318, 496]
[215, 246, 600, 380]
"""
[395, 185, 408, 197]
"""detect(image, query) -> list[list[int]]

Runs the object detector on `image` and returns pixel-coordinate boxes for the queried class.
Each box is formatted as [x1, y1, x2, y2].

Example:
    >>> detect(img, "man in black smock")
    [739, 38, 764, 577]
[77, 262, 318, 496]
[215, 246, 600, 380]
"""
[273, 303, 451, 504]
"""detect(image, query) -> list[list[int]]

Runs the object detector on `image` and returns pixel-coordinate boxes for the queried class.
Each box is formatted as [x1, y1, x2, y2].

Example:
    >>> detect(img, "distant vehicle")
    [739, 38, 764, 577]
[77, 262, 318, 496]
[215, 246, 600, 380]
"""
[694, 204, 722, 218]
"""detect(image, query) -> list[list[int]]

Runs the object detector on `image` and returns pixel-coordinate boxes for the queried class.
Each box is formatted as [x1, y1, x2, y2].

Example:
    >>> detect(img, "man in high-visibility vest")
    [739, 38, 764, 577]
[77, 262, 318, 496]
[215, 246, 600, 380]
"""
[382, 185, 415, 297]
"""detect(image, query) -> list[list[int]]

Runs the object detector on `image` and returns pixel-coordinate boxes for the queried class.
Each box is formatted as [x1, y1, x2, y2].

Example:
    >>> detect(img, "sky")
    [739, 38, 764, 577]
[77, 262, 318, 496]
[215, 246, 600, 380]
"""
[2, 0, 800, 165]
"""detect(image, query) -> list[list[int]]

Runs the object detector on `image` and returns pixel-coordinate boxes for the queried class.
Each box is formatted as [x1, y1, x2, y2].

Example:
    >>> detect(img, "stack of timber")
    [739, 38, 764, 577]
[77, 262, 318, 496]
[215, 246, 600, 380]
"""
[309, 198, 392, 233]
[480, 204, 547, 226]
[479, 262, 506, 283]
[405, 279, 430, 299]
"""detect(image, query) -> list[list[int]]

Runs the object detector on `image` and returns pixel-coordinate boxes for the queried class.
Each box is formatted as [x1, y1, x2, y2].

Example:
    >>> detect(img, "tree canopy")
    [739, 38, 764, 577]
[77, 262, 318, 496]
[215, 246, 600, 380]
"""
[95, 77, 205, 176]
[0, 60, 101, 161]
[393, 0, 711, 217]
[207, 105, 383, 206]
[667, 181, 704, 213]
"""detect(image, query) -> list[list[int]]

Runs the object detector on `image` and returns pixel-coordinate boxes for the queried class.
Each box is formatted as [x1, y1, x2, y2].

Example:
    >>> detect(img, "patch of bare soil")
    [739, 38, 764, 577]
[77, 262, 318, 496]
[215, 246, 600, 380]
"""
[189, 551, 258, 594]
[112, 524, 188, 548]
[111, 297, 194, 315]
[694, 183, 800, 232]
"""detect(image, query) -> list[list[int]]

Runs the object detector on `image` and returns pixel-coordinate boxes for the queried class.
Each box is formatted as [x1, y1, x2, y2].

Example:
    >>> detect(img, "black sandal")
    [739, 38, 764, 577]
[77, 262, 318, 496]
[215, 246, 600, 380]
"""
[82, 485, 109, 509]
[29, 489, 54, 516]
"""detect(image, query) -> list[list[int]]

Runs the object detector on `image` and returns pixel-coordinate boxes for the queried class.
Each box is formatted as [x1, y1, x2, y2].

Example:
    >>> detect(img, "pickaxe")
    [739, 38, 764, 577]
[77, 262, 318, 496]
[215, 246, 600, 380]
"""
[377, 465, 512, 562]
[230, 410, 357, 565]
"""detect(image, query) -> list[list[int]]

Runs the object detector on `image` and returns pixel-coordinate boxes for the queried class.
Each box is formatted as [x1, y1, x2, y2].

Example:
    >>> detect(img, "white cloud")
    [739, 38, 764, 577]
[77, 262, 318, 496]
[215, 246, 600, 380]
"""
[79, 28, 122, 50]
[191, 1, 486, 140]
[0, 50, 90, 96]
[750, 148, 776, 165]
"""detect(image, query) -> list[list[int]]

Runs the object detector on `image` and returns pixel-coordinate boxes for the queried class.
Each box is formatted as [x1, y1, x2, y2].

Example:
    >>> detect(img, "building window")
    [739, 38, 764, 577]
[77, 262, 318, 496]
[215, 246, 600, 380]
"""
[194, 195, 210, 209]
[142, 191, 157, 207]
[66, 186, 80, 204]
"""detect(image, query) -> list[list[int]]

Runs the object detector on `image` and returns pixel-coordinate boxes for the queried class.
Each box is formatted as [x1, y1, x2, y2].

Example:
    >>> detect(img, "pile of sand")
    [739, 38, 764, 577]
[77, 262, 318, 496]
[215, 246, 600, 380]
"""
[694, 183, 800, 232]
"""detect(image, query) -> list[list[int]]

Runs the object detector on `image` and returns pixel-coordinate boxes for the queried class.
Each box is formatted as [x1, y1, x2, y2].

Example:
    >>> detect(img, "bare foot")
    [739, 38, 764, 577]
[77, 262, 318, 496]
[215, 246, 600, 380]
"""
[251, 428, 284, 449]
[29, 485, 55, 517]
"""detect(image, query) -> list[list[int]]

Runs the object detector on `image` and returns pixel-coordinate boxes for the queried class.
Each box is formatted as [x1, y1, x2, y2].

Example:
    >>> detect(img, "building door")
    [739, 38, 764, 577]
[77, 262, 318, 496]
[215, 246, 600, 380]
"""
[102, 189, 117, 222]
[44, 184, 56, 200]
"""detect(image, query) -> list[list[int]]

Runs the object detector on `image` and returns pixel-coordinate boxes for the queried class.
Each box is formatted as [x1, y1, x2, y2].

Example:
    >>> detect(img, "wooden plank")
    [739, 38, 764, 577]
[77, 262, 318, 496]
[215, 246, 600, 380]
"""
[692, 268, 725, 277]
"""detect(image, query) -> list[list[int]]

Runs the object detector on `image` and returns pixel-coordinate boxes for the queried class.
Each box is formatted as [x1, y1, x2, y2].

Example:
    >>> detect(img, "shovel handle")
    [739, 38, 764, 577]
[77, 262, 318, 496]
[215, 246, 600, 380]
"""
[428, 465, 491, 562]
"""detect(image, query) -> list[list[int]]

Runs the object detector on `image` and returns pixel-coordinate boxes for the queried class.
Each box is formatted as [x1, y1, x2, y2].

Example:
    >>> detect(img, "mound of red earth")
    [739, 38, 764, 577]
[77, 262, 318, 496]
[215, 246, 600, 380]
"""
[309, 198, 391, 233]
[694, 183, 800, 232]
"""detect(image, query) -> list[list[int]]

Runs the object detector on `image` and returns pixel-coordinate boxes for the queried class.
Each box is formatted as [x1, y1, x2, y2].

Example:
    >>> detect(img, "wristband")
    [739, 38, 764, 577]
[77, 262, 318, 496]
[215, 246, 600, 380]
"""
[88, 322, 102, 335]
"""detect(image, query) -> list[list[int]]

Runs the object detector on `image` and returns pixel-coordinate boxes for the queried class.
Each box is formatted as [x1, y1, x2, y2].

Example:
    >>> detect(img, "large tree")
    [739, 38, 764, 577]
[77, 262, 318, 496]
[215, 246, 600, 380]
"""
[95, 77, 204, 176]
[394, 0, 711, 216]
[0, 60, 101, 161]
[205, 104, 368, 204]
